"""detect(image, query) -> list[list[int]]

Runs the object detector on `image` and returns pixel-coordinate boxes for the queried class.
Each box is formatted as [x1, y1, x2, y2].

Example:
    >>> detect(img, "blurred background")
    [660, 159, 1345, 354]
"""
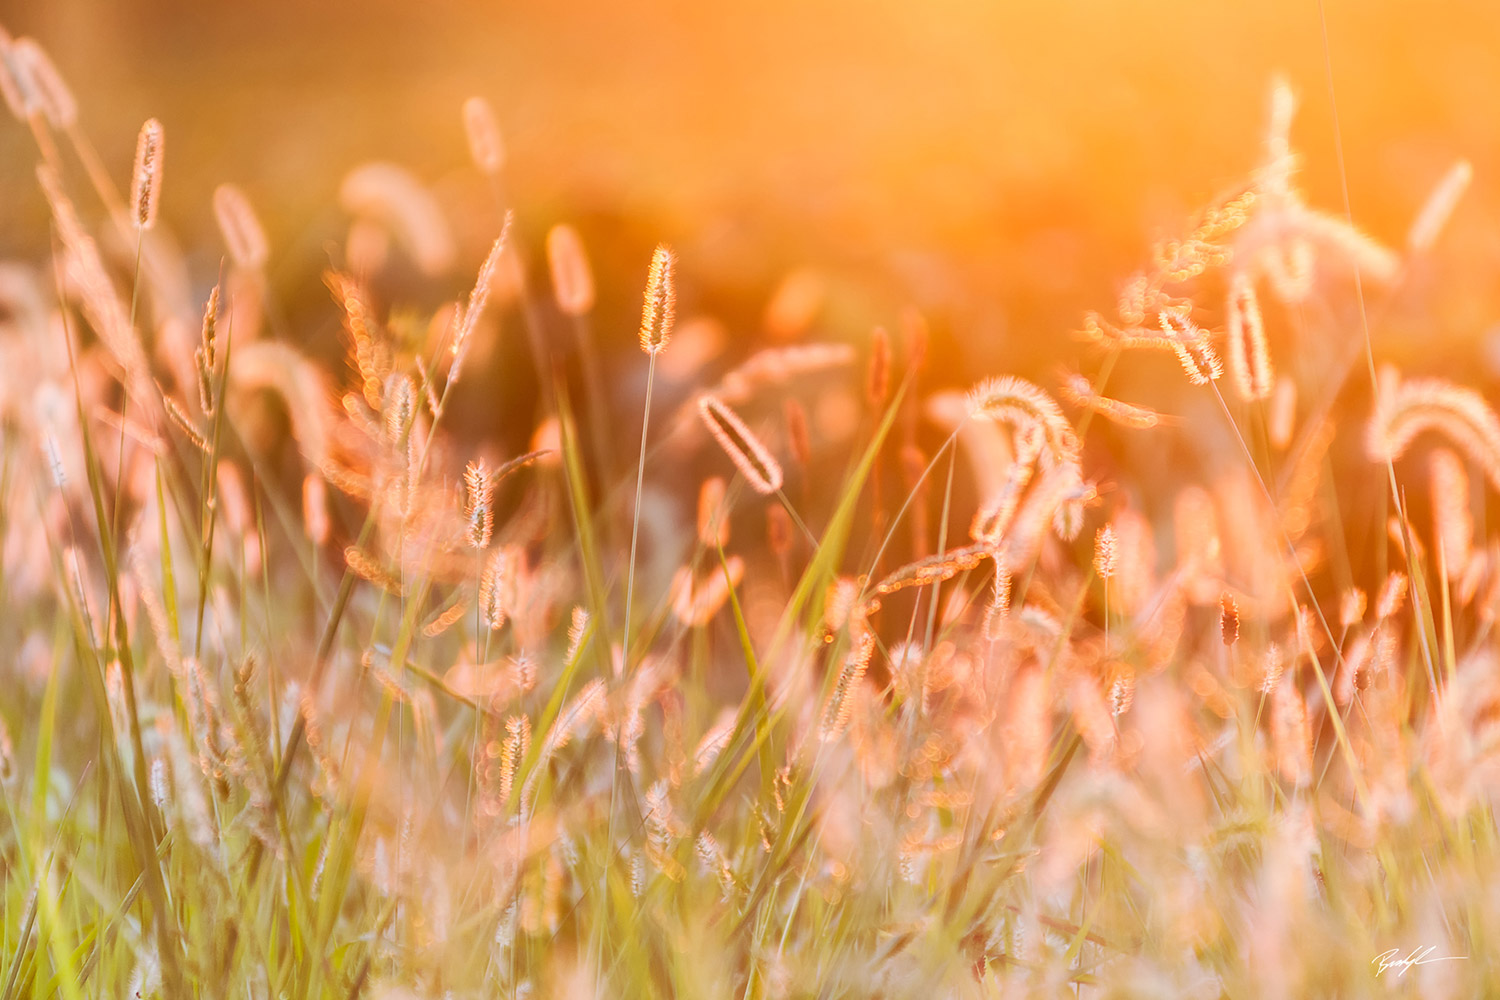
[1, 0, 1498, 397]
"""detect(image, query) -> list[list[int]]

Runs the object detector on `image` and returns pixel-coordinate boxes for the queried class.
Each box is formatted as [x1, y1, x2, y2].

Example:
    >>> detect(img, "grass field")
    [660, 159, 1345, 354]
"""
[1, 14, 1498, 999]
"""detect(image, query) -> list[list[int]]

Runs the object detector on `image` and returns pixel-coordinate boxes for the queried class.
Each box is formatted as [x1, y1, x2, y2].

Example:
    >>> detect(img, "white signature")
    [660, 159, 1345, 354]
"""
[1372, 946, 1466, 978]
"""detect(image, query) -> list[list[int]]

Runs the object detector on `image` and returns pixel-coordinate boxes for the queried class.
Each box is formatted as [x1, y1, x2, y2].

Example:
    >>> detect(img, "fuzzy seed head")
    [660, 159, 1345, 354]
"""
[1368, 369, 1500, 495]
[215, 462, 252, 536]
[1058, 372, 1160, 430]
[1160, 312, 1223, 385]
[1225, 273, 1272, 401]
[12, 39, 75, 128]
[697, 477, 729, 548]
[1220, 592, 1240, 646]
[639, 244, 676, 354]
[697, 394, 783, 494]
[1376, 572, 1408, 621]
[566, 606, 590, 663]
[1269, 374, 1298, 449]
[452, 216, 512, 376]
[984, 566, 1013, 638]
[1430, 447, 1473, 577]
[213, 183, 269, 271]
[462, 96, 505, 175]
[480, 546, 521, 631]
[464, 460, 494, 550]
[821, 630, 875, 742]
[546, 224, 596, 316]
[149, 757, 170, 810]
[966, 375, 1081, 466]
[1094, 524, 1117, 580]
[670, 556, 745, 626]
[1259, 644, 1284, 694]
[1408, 159, 1472, 254]
[499, 715, 530, 807]
[1271, 679, 1313, 789]
[0, 41, 40, 120]
[303, 474, 331, 547]
[1340, 588, 1367, 630]
[130, 118, 164, 231]
[195, 285, 220, 416]
[870, 544, 991, 603]
[382, 374, 415, 446]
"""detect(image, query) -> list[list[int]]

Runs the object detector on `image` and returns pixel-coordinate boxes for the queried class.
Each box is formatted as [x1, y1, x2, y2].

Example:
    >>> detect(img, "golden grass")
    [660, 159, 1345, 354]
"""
[1, 26, 1499, 1000]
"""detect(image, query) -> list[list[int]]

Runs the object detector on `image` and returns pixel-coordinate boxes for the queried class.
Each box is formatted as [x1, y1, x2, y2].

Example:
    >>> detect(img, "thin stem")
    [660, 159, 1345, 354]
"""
[1208, 381, 1372, 814]
[858, 427, 962, 605]
[110, 229, 145, 547]
[461, 557, 485, 854]
[599, 349, 658, 984]
[774, 487, 820, 550]
[1317, 0, 1436, 687]
[622, 352, 658, 669]
[923, 431, 960, 651]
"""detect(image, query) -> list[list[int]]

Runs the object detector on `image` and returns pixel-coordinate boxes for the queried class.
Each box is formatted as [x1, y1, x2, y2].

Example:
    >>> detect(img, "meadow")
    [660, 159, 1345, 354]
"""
[1, 15, 1499, 998]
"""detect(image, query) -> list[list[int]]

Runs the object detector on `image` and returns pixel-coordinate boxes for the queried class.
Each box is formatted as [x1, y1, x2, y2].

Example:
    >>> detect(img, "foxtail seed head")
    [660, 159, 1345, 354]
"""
[697, 394, 782, 494]
[451, 214, 512, 375]
[1220, 592, 1240, 646]
[213, 184, 269, 271]
[639, 244, 676, 354]
[0, 37, 38, 121]
[12, 39, 75, 128]
[1094, 524, 1117, 580]
[1225, 274, 1272, 401]
[130, 118, 164, 231]
[462, 96, 505, 176]
[547, 224, 596, 316]
[464, 460, 494, 550]
[697, 477, 729, 548]
[303, 474, 330, 547]
[195, 285, 220, 416]
[1408, 159, 1471, 254]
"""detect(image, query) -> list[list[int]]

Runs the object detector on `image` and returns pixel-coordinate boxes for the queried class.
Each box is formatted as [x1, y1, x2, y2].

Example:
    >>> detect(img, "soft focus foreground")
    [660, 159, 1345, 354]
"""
[2, 12, 1500, 1000]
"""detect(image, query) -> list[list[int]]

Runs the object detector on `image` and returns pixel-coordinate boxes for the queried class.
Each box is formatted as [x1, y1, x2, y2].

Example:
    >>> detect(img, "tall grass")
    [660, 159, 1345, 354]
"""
[1, 28, 1498, 999]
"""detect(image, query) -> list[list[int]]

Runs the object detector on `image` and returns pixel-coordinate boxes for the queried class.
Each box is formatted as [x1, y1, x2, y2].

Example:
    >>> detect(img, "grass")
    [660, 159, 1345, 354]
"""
[0, 30, 1498, 1000]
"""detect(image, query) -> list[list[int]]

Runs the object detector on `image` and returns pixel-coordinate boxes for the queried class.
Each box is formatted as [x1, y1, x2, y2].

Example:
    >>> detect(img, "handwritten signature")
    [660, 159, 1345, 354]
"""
[1372, 946, 1466, 978]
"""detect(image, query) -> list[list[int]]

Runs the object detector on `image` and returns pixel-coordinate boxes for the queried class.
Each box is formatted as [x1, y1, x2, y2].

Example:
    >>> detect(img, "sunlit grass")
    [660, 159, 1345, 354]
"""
[0, 27, 1498, 1000]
